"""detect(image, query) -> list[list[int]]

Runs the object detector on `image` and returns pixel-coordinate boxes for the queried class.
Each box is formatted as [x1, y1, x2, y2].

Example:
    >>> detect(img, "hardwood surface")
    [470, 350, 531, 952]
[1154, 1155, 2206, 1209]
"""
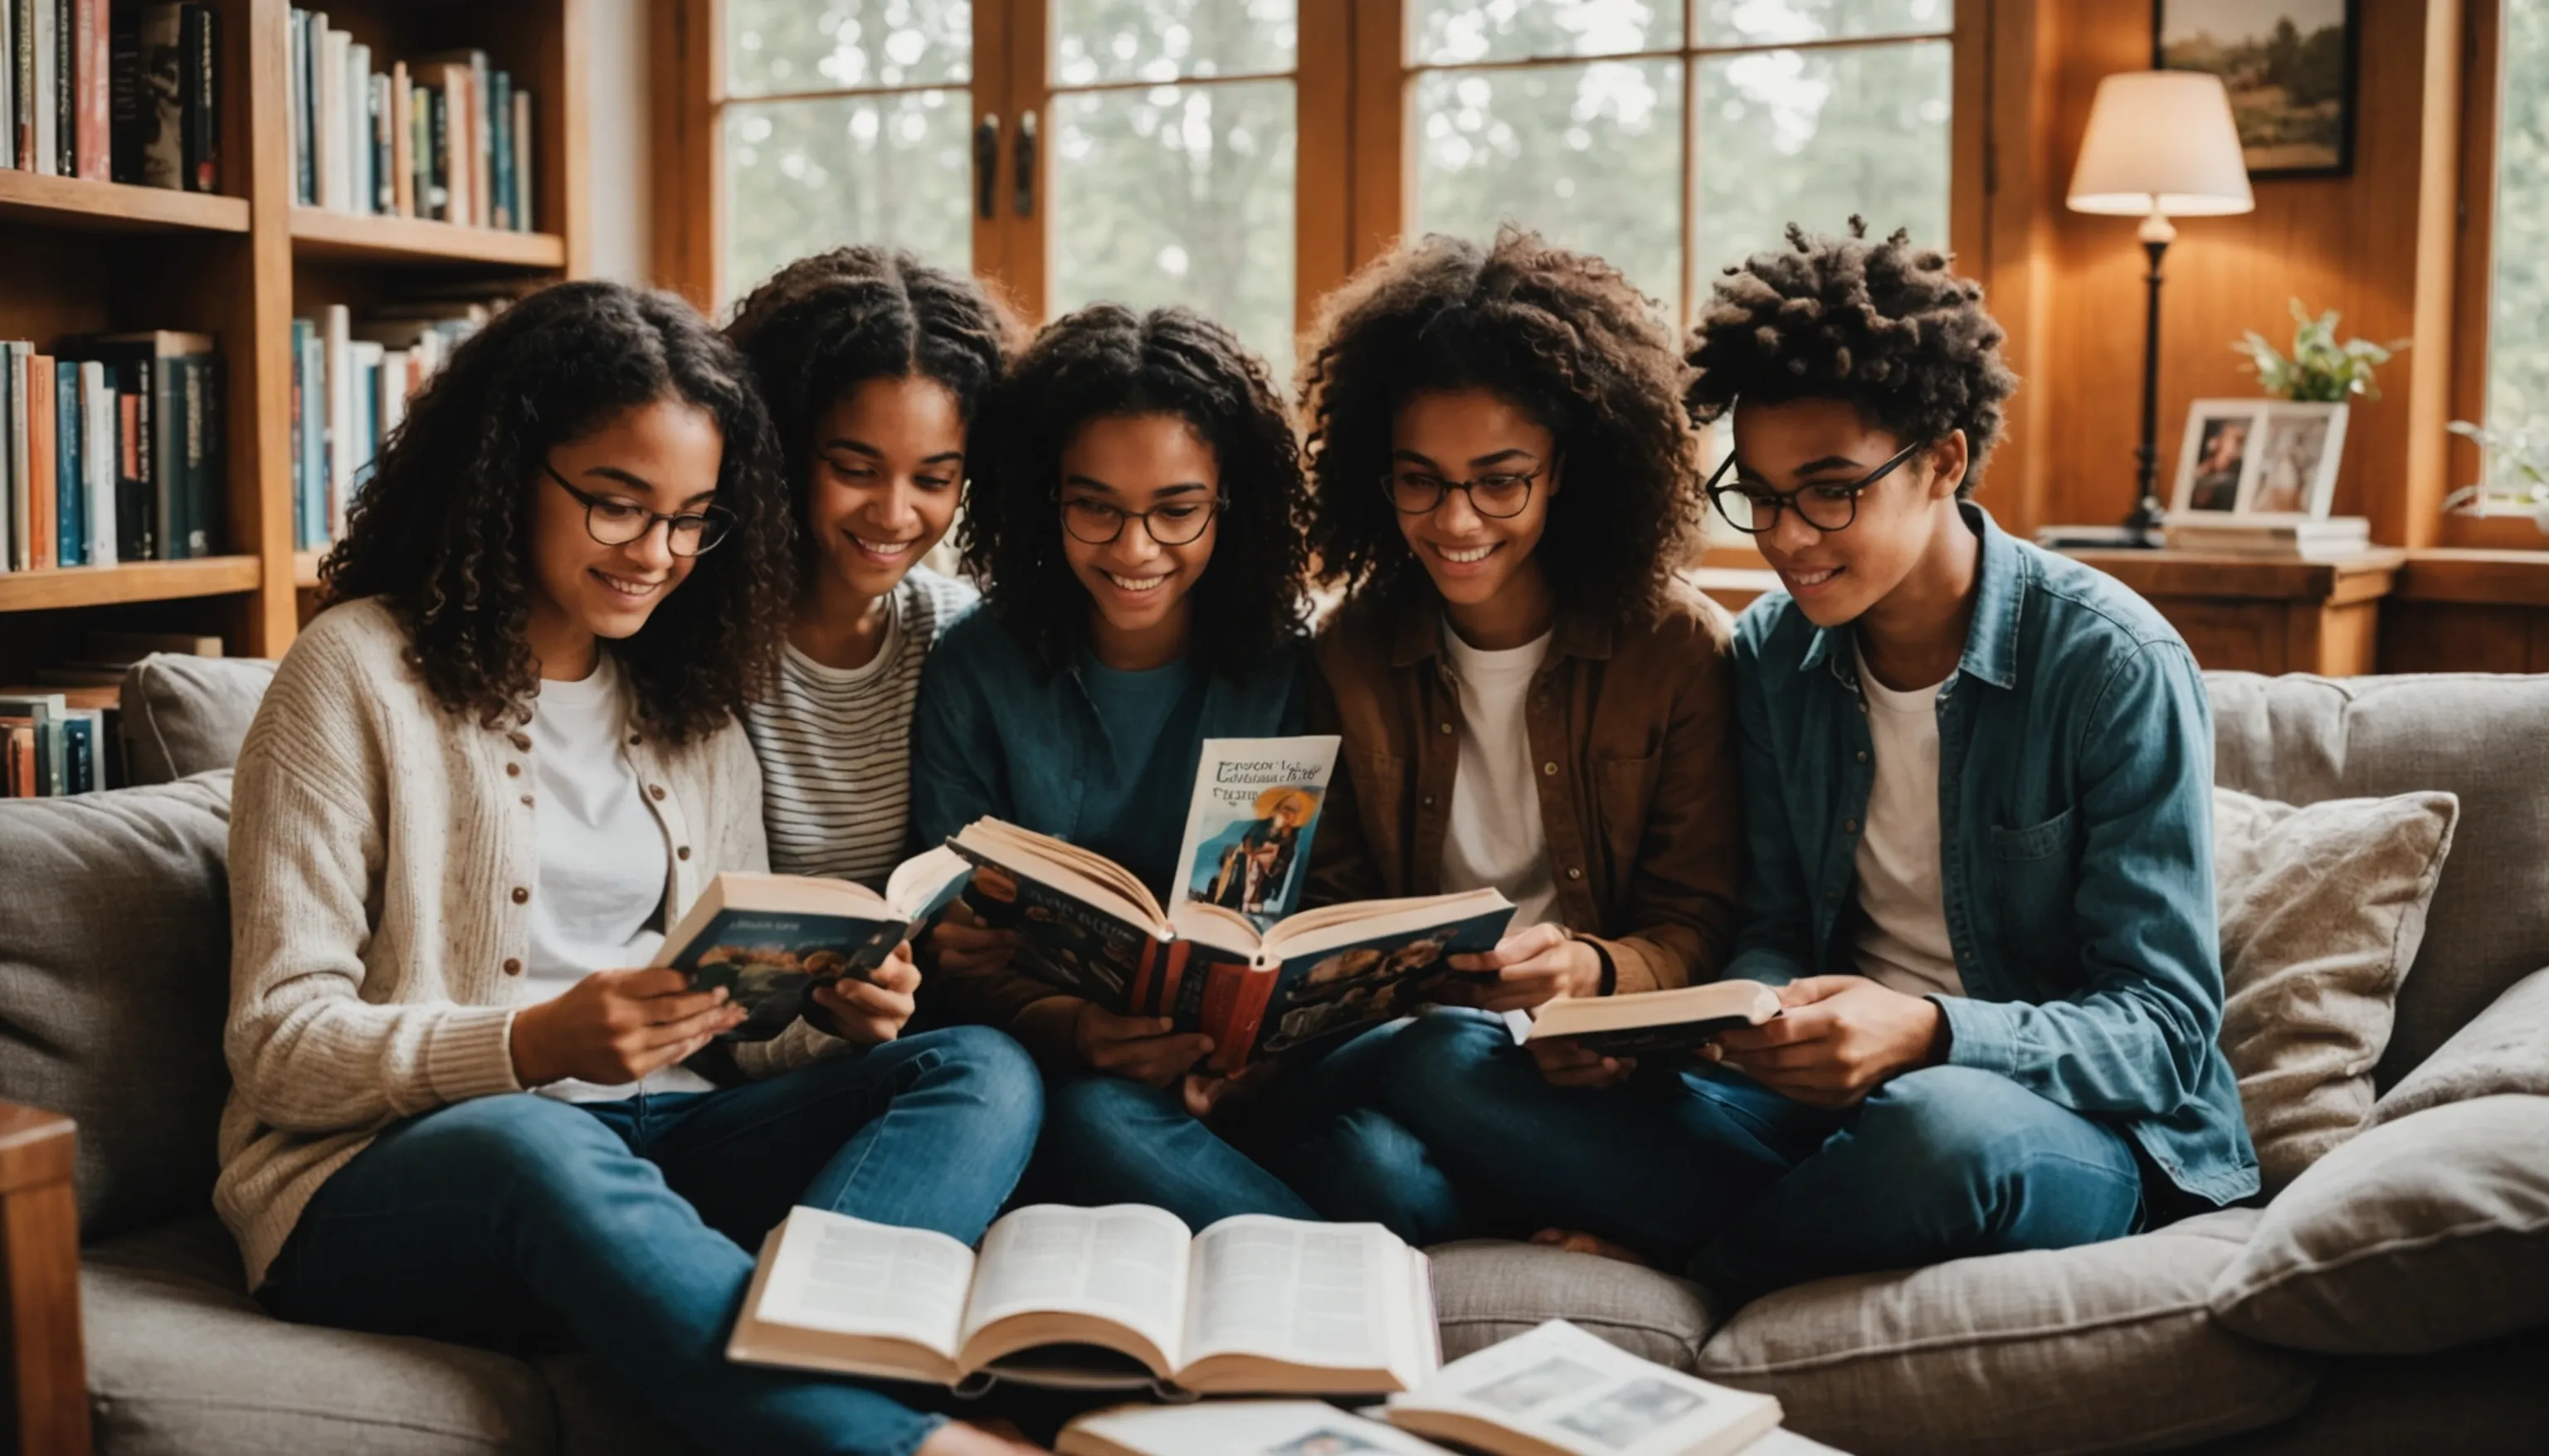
[0, 171, 251, 234]
[289, 208, 569, 268]
[0, 1103, 87, 1456]
[2380, 548, 2549, 671]
[2065, 548, 2406, 676]
[0, 558, 263, 612]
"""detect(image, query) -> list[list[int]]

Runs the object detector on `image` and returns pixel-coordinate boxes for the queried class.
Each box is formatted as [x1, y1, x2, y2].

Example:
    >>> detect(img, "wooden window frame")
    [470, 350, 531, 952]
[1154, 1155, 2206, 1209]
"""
[2443, 0, 2549, 548]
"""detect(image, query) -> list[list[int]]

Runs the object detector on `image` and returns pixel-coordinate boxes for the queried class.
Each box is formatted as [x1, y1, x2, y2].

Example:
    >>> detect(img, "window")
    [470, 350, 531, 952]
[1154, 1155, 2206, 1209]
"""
[1408, 0, 1956, 324]
[720, 1, 981, 297]
[2478, 0, 2549, 505]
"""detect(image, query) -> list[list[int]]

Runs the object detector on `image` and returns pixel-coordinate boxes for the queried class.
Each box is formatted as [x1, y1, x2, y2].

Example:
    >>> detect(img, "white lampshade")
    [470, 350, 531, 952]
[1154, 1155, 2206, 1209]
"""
[2067, 71, 2255, 218]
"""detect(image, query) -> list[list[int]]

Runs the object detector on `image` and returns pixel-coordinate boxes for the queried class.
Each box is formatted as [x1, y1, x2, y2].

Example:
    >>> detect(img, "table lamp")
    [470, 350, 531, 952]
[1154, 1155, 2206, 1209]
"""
[2066, 71, 2255, 543]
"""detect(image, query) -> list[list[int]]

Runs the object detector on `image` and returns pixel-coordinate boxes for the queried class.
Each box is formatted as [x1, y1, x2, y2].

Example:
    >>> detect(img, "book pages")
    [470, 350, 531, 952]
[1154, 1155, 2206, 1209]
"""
[960, 1204, 1194, 1370]
[751, 1208, 972, 1359]
[1062, 1400, 1455, 1456]
[1389, 1320, 1781, 1456]
[1185, 1217, 1400, 1372]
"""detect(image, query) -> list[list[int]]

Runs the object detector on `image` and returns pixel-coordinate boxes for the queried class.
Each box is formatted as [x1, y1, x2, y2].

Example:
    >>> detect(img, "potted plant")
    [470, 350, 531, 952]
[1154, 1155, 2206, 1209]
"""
[2233, 299, 2406, 402]
[2443, 418, 2549, 534]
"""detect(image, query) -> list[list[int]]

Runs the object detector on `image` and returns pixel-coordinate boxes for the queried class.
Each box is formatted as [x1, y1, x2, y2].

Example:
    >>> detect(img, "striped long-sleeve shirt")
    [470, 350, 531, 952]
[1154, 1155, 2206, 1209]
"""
[745, 567, 978, 888]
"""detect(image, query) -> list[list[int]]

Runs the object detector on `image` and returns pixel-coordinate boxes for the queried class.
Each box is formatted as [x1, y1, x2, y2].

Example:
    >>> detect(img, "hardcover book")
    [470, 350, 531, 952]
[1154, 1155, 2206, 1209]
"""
[1524, 981, 1783, 1059]
[730, 1202, 1438, 1398]
[654, 852, 971, 1041]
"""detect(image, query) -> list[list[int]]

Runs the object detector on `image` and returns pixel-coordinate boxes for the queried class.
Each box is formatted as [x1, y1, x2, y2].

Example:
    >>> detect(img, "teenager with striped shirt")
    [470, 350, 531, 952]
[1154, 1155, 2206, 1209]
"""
[724, 247, 1021, 886]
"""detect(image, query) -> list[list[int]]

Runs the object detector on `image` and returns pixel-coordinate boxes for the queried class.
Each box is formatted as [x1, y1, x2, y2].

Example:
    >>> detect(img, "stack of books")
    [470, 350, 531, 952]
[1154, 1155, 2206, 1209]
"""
[290, 294, 505, 551]
[2164, 515, 2372, 560]
[286, 12, 535, 231]
[0, 331, 222, 570]
[2, 2, 219, 189]
[0, 630, 216, 794]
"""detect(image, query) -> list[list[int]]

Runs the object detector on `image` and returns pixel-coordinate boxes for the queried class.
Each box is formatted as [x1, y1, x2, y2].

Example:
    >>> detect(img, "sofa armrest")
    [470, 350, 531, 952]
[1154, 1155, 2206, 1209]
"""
[0, 1103, 90, 1456]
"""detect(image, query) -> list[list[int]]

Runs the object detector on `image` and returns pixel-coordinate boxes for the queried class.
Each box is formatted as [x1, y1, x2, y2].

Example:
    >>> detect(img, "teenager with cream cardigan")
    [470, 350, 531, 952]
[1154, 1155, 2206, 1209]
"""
[218, 281, 1047, 1456]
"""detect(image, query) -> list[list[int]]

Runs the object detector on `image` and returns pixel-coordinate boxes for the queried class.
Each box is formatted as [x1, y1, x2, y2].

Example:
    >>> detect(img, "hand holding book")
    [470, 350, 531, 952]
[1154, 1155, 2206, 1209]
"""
[801, 943, 921, 1047]
[1446, 923, 1606, 1012]
[509, 969, 748, 1088]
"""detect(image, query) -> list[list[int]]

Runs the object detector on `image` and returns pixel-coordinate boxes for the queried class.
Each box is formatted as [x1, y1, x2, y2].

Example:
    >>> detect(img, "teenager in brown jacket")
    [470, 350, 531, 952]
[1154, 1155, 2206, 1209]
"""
[1291, 226, 1747, 1242]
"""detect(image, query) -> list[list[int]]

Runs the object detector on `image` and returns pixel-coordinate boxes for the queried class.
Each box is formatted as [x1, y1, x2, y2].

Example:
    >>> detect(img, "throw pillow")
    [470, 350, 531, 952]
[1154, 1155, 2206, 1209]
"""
[2212, 786, 2457, 1193]
[2210, 1094, 2549, 1355]
[2370, 965, 2549, 1127]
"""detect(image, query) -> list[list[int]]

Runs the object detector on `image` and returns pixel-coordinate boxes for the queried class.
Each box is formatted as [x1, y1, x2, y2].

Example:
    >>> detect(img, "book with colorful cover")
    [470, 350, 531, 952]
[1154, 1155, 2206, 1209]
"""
[948, 817, 1514, 1073]
[655, 851, 971, 1042]
[1168, 736, 1339, 931]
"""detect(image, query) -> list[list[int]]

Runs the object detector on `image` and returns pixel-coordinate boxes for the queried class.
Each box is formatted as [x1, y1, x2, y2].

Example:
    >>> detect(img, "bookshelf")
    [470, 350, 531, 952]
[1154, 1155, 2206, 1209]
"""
[0, 0, 587, 683]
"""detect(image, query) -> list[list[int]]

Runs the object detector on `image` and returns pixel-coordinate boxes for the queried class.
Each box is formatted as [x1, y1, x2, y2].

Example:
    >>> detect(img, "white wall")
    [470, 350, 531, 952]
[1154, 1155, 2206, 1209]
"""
[584, 0, 651, 286]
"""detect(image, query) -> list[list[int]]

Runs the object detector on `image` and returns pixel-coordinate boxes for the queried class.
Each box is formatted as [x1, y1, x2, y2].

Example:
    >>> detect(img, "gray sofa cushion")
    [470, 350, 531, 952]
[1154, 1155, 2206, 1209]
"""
[119, 654, 275, 785]
[2205, 672, 2549, 1088]
[0, 773, 235, 1238]
[2210, 1094, 2549, 1356]
[1427, 1240, 1725, 1372]
[1694, 1209, 2321, 1456]
[83, 1214, 558, 1455]
[2371, 966, 2549, 1127]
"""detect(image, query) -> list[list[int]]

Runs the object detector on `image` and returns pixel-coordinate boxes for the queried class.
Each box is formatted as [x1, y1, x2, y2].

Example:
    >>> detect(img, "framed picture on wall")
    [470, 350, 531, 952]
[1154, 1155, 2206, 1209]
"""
[2156, 0, 2357, 178]
[2243, 402, 2350, 518]
[2172, 400, 2267, 516]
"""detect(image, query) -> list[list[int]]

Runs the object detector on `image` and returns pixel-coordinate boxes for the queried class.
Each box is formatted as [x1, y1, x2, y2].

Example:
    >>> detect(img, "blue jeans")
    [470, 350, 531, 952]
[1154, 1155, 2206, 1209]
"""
[261, 1026, 1042, 1456]
[1034, 1019, 1474, 1240]
[1380, 1009, 2147, 1298]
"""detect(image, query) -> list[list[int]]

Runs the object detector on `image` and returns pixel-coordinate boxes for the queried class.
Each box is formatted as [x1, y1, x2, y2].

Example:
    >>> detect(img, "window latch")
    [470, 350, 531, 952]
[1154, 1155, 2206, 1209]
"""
[1014, 110, 1038, 218]
[974, 113, 1001, 221]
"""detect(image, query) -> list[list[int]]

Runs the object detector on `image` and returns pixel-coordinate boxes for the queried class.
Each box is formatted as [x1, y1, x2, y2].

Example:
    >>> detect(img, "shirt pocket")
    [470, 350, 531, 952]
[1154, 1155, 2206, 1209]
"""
[1986, 806, 2079, 971]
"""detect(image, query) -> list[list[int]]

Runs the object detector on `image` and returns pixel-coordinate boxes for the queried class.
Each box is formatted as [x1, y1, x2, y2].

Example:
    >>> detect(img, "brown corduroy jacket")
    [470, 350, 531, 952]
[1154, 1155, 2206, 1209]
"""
[1306, 580, 1745, 996]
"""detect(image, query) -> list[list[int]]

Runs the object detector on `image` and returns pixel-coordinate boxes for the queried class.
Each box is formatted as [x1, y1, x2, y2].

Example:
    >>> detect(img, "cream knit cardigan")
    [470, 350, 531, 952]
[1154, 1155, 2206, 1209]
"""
[217, 597, 847, 1289]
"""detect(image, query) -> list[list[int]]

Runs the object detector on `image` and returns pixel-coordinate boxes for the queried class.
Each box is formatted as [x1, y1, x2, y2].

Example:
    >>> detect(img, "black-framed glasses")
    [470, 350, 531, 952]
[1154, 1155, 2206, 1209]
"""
[1060, 494, 1221, 547]
[1703, 438, 1928, 536]
[1380, 465, 1543, 519]
[545, 463, 734, 558]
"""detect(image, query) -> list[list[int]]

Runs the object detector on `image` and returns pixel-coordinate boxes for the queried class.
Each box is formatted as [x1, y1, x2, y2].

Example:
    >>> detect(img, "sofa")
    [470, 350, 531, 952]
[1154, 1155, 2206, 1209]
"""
[1, 655, 2543, 1456]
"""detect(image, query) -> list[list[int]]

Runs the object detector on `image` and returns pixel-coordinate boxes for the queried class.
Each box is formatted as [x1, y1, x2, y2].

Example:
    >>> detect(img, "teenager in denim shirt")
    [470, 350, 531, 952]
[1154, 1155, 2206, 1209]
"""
[1381, 221, 2256, 1298]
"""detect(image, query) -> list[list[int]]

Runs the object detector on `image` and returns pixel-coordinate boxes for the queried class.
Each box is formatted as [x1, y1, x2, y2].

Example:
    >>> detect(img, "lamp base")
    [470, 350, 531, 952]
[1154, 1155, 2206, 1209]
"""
[2120, 493, 2167, 548]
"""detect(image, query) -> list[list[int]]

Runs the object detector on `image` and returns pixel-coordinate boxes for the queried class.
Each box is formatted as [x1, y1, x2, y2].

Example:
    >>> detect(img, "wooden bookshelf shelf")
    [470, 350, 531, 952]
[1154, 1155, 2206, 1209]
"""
[0, 172, 251, 235]
[0, 558, 262, 612]
[290, 208, 566, 268]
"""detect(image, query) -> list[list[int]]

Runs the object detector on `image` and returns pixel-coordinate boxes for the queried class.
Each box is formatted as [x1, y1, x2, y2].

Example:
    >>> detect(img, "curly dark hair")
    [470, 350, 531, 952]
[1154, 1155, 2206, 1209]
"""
[319, 280, 792, 741]
[1684, 218, 2018, 498]
[960, 303, 1309, 679]
[1297, 226, 1702, 622]
[723, 246, 1023, 592]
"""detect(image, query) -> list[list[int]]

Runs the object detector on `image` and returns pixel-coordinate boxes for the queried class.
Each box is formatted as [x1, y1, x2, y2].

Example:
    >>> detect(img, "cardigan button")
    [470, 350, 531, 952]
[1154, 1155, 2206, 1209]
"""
[521, 795, 534, 808]
[1421, 794, 1435, 808]
[502, 958, 522, 976]
[511, 886, 530, 904]
[1845, 818, 1859, 834]
[1542, 761, 1558, 777]
[1855, 750, 1869, 763]
[677, 845, 691, 860]
[1437, 722, 1454, 735]
[504, 762, 521, 777]
[509, 732, 532, 751]
[1565, 867, 1583, 881]
[648, 784, 667, 801]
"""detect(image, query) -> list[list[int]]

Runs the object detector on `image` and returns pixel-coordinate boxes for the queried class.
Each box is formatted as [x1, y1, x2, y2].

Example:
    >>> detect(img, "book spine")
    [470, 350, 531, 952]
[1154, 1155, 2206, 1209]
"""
[2, 344, 27, 572]
[343, 37, 365, 210]
[30, 0, 54, 174]
[0, 0, 12, 172]
[0, 346, 13, 572]
[468, 52, 486, 226]
[105, 0, 133, 179]
[488, 68, 509, 230]
[12, 0, 33, 171]
[190, 351, 217, 554]
[369, 71, 388, 212]
[426, 82, 446, 222]
[132, 2, 175, 187]
[114, 381, 138, 559]
[323, 303, 347, 536]
[183, 2, 212, 191]
[51, 358, 76, 567]
[51, 0, 68, 175]
[387, 61, 407, 216]
[71, 0, 100, 178]
[512, 88, 531, 231]
[82, 360, 111, 564]
[23, 357, 52, 571]
[124, 353, 152, 560]
[294, 9, 313, 203]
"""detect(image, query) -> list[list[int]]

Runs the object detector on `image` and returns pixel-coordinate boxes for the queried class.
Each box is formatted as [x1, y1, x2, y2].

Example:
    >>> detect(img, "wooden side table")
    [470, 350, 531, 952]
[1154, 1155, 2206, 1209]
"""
[2058, 548, 2408, 676]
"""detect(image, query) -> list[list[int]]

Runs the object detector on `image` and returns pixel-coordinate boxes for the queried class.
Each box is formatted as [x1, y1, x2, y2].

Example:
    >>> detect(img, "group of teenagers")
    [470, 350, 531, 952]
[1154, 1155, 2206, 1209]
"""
[217, 219, 2259, 1456]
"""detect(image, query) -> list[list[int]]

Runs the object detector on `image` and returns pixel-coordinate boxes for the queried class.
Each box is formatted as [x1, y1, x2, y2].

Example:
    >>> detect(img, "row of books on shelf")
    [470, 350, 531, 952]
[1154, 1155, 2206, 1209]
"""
[289, 11, 534, 231]
[290, 299, 490, 550]
[2, 2, 219, 190]
[2, 631, 222, 796]
[0, 331, 222, 572]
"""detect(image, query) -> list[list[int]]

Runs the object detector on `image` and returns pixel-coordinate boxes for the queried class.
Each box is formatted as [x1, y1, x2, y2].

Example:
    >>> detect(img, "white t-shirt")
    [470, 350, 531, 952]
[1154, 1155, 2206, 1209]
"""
[746, 567, 977, 888]
[1848, 642, 1964, 998]
[1439, 621, 1560, 933]
[522, 655, 714, 1102]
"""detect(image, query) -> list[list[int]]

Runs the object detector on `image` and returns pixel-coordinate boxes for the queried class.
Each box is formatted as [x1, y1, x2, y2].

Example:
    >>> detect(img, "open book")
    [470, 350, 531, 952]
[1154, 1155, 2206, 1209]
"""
[656, 850, 971, 1040]
[950, 818, 1515, 1071]
[1169, 737, 1342, 931]
[1526, 981, 1783, 1059]
[1060, 1401, 1454, 1456]
[1385, 1319, 1785, 1456]
[728, 1203, 1440, 1397]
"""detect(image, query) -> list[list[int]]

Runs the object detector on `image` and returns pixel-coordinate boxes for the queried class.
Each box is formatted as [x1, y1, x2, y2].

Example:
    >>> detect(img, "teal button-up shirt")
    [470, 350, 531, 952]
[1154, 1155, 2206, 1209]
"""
[1728, 504, 2259, 1207]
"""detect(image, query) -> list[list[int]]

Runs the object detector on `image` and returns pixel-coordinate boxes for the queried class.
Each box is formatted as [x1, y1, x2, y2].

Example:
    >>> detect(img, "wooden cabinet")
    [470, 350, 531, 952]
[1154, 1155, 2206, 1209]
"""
[2059, 549, 2408, 676]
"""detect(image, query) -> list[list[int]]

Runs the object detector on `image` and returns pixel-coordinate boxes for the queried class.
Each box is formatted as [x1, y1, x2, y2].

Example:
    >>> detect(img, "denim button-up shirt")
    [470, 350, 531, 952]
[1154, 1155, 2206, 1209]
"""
[1728, 504, 2259, 1207]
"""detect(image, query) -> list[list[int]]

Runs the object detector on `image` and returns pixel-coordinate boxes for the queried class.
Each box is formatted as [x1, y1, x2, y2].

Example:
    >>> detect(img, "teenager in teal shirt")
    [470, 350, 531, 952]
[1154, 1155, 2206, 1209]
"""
[1380, 222, 2255, 1298]
[911, 304, 1352, 1226]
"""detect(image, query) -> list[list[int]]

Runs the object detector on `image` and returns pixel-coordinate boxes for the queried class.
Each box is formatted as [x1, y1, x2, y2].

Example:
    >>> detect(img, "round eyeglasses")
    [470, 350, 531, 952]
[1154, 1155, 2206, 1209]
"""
[1060, 495, 1221, 547]
[1379, 465, 1542, 519]
[1702, 438, 1928, 536]
[545, 464, 734, 557]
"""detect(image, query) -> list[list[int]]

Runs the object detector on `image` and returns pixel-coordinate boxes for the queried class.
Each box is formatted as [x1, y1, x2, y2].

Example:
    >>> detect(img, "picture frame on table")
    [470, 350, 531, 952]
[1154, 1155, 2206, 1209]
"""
[2171, 399, 2348, 519]
[2156, 0, 2357, 179]
[2172, 400, 2266, 517]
